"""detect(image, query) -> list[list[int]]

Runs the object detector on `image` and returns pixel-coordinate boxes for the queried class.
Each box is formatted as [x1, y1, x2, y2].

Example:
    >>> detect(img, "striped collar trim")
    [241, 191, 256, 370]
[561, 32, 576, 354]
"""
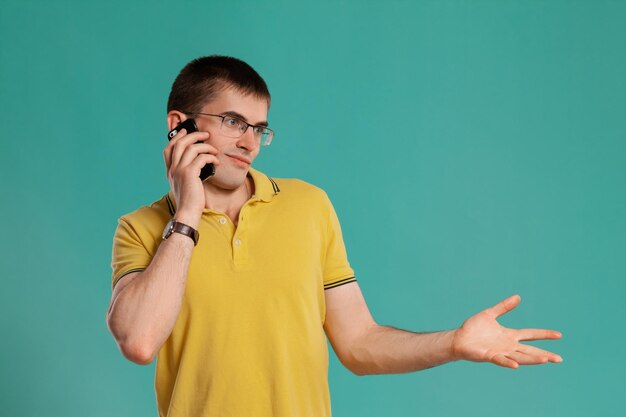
[165, 167, 279, 214]
[249, 167, 280, 202]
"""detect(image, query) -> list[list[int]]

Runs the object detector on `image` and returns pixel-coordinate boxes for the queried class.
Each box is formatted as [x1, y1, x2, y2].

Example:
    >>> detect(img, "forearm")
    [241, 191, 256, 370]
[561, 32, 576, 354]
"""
[107, 232, 194, 363]
[349, 325, 459, 375]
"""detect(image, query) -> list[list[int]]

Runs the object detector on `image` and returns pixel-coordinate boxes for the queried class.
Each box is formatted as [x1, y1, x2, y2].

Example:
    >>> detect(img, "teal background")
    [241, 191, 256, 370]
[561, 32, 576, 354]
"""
[1, 1, 624, 416]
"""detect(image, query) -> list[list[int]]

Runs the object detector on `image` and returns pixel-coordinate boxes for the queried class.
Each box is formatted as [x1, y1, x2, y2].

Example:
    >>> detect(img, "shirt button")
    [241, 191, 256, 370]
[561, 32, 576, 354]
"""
[234, 239, 241, 246]
[219, 217, 227, 224]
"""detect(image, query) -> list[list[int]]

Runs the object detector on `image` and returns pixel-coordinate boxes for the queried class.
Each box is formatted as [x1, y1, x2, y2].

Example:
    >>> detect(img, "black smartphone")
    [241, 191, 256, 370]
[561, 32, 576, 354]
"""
[167, 119, 215, 181]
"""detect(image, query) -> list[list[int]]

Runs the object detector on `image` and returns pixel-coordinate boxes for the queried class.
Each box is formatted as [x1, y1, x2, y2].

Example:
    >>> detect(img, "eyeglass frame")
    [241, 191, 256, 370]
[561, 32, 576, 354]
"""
[182, 111, 275, 146]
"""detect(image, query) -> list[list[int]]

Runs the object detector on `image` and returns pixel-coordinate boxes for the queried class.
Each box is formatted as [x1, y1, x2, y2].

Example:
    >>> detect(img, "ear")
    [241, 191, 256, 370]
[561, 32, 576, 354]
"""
[167, 110, 187, 131]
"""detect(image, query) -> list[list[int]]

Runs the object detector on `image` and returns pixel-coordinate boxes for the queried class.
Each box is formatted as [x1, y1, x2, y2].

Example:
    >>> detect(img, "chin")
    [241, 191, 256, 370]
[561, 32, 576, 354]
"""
[208, 168, 248, 190]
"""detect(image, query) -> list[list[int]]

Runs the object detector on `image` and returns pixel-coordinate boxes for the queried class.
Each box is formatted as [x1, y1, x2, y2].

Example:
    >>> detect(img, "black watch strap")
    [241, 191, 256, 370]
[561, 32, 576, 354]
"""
[162, 219, 200, 246]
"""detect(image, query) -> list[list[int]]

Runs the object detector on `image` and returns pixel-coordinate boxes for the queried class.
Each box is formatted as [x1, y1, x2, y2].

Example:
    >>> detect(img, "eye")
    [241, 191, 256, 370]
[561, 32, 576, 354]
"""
[253, 126, 264, 135]
[224, 117, 238, 127]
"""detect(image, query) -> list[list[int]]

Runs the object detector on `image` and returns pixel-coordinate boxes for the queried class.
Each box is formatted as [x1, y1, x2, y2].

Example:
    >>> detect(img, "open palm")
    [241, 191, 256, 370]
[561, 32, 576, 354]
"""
[451, 295, 563, 368]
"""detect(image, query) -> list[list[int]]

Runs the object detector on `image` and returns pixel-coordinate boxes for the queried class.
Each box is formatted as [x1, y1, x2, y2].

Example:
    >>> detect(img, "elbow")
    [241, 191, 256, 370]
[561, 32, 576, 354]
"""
[333, 325, 381, 376]
[345, 357, 375, 376]
[349, 365, 369, 377]
[118, 341, 156, 365]
[338, 335, 387, 376]
[337, 349, 374, 377]
[106, 315, 156, 366]
[343, 358, 373, 376]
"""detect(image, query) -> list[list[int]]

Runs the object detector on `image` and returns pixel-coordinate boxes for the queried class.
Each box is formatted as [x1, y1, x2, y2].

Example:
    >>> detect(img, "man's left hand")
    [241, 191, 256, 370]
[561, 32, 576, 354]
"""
[451, 294, 563, 368]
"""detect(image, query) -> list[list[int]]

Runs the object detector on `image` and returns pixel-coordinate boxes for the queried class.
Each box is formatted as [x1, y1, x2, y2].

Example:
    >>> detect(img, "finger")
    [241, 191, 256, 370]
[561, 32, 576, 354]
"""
[491, 354, 519, 369]
[164, 128, 187, 170]
[485, 294, 521, 319]
[165, 128, 204, 171]
[178, 142, 218, 169]
[517, 344, 563, 363]
[171, 131, 210, 169]
[189, 153, 220, 176]
[170, 132, 210, 173]
[507, 351, 549, 366]
[517, 328, 562, 341]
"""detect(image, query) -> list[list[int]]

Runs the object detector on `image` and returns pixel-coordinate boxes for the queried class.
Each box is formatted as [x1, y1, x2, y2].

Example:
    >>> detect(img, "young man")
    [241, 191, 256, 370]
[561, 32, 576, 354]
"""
[106, 55, 562, 417]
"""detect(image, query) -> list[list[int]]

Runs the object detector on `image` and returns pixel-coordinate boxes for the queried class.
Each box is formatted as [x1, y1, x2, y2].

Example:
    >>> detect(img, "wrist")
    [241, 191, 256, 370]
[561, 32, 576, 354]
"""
[174, 210, 201, 230]
[448, 329, 461, 361]
[162, 218, 200, 246]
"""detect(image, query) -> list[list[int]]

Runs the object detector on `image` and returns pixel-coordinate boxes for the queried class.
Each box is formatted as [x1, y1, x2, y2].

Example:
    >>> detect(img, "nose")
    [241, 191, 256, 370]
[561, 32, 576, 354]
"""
[236, 126, 259, 151]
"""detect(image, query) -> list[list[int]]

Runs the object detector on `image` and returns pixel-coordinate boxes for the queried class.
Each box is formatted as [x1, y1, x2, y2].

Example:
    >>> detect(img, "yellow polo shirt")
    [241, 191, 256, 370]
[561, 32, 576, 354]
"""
[111, 167, 356, 417]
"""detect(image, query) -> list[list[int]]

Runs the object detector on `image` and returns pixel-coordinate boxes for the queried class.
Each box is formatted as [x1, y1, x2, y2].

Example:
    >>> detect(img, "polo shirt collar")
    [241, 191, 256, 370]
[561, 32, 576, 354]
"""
[248, 167, 280, 202]
[165, 167, 279, 213]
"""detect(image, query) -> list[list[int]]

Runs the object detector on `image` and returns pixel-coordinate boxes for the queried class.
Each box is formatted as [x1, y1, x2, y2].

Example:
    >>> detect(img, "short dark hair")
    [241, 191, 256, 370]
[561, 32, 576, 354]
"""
[167, 55, 271, 114]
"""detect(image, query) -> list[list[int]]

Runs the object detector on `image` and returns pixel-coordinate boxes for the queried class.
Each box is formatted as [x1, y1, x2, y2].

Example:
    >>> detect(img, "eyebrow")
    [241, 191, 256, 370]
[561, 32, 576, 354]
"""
[220, 110, 268, 127]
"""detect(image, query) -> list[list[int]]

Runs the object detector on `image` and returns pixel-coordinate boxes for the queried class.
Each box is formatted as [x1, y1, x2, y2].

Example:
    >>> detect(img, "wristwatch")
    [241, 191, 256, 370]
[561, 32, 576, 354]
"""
[162, 219, 200, 246]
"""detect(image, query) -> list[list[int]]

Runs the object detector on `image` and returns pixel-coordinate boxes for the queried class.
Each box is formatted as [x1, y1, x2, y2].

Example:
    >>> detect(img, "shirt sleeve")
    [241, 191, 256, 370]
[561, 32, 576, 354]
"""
[322, 195, 356, 290]
[111, 216, 153, 289]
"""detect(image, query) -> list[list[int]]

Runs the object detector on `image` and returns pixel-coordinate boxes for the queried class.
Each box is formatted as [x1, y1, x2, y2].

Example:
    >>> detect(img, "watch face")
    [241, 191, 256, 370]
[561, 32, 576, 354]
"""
[162, 219, 175, 240]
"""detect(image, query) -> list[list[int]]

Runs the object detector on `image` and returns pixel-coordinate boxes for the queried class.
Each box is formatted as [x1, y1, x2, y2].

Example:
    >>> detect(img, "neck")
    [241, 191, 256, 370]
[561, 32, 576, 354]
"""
[202, 175, 254, 223]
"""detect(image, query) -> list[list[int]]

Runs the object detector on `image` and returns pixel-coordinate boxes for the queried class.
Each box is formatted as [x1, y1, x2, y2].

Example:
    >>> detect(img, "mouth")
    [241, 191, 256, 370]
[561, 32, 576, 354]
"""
[226, 154, 252, 166]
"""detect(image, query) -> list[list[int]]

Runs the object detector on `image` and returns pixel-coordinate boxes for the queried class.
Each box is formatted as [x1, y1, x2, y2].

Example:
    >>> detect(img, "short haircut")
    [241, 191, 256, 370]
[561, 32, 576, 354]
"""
[167, 55, 271, 114]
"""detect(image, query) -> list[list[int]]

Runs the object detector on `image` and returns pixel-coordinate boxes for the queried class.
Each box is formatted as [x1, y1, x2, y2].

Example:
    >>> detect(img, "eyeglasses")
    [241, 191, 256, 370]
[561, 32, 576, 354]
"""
[183, 112, 274, 146]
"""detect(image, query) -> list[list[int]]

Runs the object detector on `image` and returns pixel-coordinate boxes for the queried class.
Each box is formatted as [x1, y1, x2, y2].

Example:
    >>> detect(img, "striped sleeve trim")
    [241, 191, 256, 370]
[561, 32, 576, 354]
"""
[165, 194, 175, 215]
[324, 276, 357, 290]
[113, 268, 146, 289]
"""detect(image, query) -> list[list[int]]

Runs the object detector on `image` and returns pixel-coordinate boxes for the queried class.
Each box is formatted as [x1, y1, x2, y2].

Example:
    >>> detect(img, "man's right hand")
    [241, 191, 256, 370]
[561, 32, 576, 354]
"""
[163, 128, 220, 228]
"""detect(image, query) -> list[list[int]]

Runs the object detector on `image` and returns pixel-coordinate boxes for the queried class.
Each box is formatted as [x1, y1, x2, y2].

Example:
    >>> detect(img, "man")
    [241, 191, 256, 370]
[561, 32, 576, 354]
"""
[106, 55, 562, 417]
